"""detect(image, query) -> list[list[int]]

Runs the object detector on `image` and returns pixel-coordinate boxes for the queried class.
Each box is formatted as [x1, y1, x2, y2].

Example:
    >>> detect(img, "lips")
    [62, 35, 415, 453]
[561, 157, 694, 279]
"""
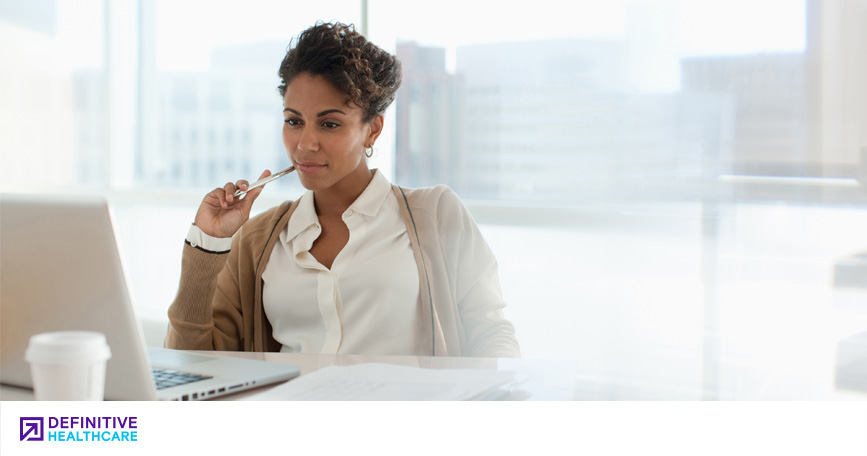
[295, 161, 326, 174]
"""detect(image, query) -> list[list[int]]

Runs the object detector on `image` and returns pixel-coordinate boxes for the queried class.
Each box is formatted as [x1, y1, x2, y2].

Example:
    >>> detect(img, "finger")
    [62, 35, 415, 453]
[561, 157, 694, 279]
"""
[222, 182, 238, 206]
[206, 187, 226, 208]
[243, 170, 272, 193]
[244, 185, 264, 201]
[237, 170, 272, 205]
[201, 187, 231, 212]
[248, 169, 272, 195]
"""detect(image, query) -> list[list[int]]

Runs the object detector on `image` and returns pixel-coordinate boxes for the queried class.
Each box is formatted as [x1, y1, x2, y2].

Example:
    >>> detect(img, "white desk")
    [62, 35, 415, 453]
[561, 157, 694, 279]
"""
[207, 352, 577, 401]
[209, 345, 867, 400]
[3, 348, 867, 401]
[0, 352, 577, 401]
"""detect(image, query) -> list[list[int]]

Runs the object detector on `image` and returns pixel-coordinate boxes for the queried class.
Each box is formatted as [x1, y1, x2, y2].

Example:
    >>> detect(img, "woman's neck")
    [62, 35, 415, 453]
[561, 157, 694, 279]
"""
[313, 168, 374, 216]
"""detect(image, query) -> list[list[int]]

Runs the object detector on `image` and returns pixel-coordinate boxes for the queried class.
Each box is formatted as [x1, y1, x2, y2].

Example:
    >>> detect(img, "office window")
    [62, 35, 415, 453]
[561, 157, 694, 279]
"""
[1, 0, 106, 189]
[140, 0, 361, 194]
[0, 0, 363, 330]
[370, 0, 867, 398]
[369, 0, 858, 205]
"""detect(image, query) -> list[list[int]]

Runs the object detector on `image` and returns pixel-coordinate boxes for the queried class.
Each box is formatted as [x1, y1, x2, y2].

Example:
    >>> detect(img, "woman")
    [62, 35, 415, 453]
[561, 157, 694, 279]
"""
[165, 22, 520, 358]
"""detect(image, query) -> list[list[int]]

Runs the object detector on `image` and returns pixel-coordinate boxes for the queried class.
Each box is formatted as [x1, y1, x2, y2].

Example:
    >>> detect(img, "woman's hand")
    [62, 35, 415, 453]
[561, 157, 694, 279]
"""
[194, 170, 272, 238]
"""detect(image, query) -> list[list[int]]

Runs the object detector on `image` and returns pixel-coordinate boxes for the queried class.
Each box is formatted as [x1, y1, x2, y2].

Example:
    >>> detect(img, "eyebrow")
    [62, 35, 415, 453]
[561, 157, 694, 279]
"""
[283, 108, 347, 117]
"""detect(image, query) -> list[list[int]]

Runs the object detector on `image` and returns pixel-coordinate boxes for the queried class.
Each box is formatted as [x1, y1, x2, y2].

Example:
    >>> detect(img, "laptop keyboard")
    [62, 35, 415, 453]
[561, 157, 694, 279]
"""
[152, 367, 213, 390]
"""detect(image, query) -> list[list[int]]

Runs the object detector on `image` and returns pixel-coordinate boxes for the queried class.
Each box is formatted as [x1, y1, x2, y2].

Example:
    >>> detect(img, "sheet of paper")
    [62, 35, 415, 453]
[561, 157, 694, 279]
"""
[241, 363, 521, 401]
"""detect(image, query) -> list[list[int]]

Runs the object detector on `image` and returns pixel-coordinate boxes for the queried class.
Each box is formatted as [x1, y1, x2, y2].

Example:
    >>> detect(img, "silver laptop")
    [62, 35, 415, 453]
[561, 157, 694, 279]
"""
[0, 193, 300, 400]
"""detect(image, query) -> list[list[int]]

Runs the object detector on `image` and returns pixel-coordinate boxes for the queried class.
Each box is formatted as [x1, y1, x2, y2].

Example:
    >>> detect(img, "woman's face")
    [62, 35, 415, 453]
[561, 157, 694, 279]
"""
[282, 72, 382, 196]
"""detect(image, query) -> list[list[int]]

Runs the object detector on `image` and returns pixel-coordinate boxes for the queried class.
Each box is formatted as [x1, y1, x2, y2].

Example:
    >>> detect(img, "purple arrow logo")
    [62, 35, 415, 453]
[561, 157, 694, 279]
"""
[20, 417, 44, 441]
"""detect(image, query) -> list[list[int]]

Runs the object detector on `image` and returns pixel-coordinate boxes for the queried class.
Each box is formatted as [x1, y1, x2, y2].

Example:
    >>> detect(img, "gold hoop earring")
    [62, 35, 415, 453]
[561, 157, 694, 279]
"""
[364, 145, 374, 158]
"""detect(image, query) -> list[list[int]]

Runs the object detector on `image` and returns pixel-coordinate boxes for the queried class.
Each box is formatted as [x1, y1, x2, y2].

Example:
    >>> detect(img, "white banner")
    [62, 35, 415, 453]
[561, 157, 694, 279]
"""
[2, 401, 866, 455]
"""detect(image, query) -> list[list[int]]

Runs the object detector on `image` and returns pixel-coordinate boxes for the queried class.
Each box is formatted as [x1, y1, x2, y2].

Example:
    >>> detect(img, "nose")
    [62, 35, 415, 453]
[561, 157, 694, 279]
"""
[296, 125, 319, 152]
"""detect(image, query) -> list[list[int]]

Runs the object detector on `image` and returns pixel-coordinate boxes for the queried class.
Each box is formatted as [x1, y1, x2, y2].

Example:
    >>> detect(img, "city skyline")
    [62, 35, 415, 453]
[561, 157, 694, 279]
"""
[2, 1, 863, 207]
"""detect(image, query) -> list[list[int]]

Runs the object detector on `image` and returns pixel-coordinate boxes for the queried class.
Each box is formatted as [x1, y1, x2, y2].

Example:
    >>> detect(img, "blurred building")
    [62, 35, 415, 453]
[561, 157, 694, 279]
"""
[135, 40, 300, 193]
[681, 54, 808, 175]
[397, 26, 864, 205]
[451, 39, 708, 203]
[394, 42, 466, 191]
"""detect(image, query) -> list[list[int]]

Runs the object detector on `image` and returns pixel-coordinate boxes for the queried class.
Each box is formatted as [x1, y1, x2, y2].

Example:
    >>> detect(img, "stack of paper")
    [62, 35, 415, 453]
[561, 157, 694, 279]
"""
[242, 363, 522, 401]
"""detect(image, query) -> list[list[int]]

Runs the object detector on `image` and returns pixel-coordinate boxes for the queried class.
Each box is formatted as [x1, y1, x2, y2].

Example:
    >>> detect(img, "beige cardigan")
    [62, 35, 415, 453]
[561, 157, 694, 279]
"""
[165, 184, 520, 357]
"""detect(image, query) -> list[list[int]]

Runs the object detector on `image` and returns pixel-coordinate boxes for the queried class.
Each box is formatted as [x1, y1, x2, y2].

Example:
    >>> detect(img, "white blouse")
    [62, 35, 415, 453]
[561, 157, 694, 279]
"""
[261, 171, 421, 355]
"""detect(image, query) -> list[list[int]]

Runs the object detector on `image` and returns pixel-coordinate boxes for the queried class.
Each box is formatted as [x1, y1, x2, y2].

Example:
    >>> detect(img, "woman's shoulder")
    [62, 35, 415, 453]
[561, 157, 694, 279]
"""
[395, 184, 473, 231]
[397, 184, 462, 212]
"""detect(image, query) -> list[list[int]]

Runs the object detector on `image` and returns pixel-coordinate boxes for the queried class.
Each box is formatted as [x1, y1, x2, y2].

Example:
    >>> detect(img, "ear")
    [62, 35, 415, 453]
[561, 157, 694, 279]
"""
[365, 115, 384, 147]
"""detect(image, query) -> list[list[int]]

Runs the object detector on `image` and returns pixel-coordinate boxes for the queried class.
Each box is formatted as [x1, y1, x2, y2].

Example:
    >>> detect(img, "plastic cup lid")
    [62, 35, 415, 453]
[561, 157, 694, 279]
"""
[25, 331, 112, 364]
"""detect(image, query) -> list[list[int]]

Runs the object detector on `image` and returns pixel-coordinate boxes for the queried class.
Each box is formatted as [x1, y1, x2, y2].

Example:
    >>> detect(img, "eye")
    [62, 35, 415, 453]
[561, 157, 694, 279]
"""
[284, 118, 301, 126]
[322, 121, 340, 129]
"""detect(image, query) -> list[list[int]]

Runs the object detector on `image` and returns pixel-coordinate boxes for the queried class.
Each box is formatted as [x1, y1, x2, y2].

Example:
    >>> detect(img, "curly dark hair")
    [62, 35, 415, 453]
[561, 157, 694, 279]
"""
[278, 22, 402, 122]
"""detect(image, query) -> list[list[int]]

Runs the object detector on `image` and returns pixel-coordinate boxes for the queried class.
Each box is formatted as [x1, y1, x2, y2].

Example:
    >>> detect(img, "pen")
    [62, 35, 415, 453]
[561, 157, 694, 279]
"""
[233, 166, 296, 197]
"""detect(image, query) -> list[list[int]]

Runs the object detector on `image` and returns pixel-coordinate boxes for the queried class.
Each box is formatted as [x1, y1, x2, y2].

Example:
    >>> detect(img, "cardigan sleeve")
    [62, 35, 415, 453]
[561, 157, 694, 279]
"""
[163, 240, 245, 351]
[436, 188, 522, 358]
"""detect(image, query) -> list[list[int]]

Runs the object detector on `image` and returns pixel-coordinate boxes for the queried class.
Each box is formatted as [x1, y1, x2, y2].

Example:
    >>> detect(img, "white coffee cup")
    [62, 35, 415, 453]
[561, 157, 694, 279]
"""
[25, 331, 112, 401]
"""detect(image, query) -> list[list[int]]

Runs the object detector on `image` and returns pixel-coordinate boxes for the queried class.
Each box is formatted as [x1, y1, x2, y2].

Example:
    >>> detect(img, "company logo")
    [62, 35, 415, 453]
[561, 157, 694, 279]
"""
[18, 416, 138, 442]
[20, 417, 44, 441]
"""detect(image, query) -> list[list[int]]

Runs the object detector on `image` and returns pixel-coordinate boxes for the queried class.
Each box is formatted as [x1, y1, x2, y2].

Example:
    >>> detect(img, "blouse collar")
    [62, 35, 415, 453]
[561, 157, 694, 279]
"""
[284, 169, 391, 243]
